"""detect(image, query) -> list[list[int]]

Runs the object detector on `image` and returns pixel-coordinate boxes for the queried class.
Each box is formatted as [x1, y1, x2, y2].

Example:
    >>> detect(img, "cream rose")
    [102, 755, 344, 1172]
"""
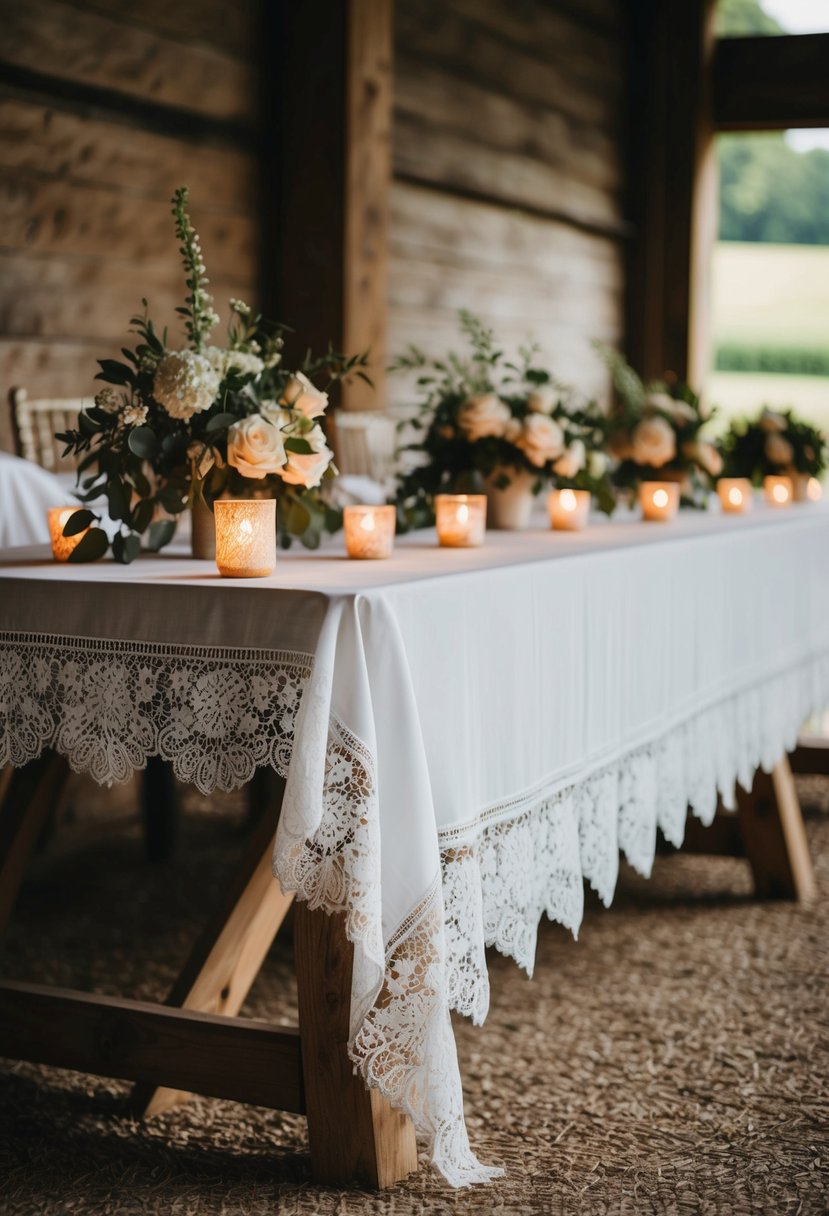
[153, 351, 220, 421]
[765, 432, 794, 466]
[684, 440, 722, 477]
[281, 371, 329, 420]
[588, 451, 608, 479]
[527, 385, 556, 414]
[553, 439, 586, 479]
[760, 408, 787, 433]
[457, 393, 512, 441]
[516, 414, 565, 467]
[631, 416, 676, 467]
[227, 415, 287, 479]
[279, 423, 332, 489]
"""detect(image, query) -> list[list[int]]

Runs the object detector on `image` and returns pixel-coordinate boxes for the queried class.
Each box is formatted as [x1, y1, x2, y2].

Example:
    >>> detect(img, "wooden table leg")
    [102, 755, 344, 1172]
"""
[133, 780, 294, 1117]
[737, 755, 817, 902]
[0, 753, 70, 936]
[141, 756, 179, 863]
[294, 902, 418, 1188]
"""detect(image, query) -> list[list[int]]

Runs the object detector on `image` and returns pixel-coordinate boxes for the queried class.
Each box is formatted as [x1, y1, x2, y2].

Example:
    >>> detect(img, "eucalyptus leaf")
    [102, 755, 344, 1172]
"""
[206, 412, 238, 434]
[62, 509, 95, 537]
[157, 485, 188, 513]
[131, 498, 154, 534]
[107, 478, 131, 522]
[112, 532, 142, 564]
[146, 518, 177, 552]
[78, 413, 101, 438]
[67, 527, 109, 563]
[284, 437, 314, 455]
[96, 359, 135, 387]
[128, 426, 158, 459]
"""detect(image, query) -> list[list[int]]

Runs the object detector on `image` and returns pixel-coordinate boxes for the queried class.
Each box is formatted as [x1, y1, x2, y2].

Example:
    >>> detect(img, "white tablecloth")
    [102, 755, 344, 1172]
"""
[2, 503, 829, 1185]
[0, 452, 72, 547]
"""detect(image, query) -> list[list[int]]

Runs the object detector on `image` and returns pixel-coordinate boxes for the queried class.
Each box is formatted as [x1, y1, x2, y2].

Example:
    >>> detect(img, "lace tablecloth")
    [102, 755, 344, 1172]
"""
[2, 504, 829, 1185]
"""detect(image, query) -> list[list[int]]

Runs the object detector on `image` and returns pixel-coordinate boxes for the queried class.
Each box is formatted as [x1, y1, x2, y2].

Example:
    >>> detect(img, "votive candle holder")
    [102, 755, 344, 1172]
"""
[763, 475, 793, 508]
[639, 481, 680, 522]
[548, 488, 590, 532]
[717, 478, 753, 515]
[48, 506, 89, 561]
[344, 504, 396, 559]
[807, 477, 823, 502]
[214, 499, 276, 577]
[435, 494, 487, 548]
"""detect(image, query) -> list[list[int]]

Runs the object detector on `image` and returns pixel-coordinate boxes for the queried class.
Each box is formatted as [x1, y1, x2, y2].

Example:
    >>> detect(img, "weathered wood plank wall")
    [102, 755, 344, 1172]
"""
[388, 0, 628, 408]
[0, 0, 260, 452]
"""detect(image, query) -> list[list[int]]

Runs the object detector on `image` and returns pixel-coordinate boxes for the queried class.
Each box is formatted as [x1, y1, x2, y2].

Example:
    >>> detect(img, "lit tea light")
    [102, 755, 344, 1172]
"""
[435, 494, 487, 547]
[808, 477, 823, 502]
[48, 506, 89, 561]
[763, 475, 793, 508]
[717, 478, 753, 515]
[214, 499, 276, 577]
[548, 488, 590, 532]
[344, 504, 396, 559]
[639, 481, 680, 522]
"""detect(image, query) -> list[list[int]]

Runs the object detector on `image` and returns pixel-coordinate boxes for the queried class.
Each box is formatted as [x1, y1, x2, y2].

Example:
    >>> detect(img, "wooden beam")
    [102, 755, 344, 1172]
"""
[294, 903, 418, 1188]
[713, 34, 829, 131]
[0, 981, 305, 1113]
[264, 0, 392, 411]
[625, 0, 716, 383]
[736, 757, 816, 902]
[134, 789, 294, 1116]
[0, 752, 69, 935]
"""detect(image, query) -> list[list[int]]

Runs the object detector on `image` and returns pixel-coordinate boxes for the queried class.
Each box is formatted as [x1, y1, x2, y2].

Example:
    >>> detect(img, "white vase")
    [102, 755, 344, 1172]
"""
[484, 468, 537, 530]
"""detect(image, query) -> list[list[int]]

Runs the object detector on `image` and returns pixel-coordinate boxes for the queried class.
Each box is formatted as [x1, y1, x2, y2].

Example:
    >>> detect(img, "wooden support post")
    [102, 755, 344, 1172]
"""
[294, 902, 418, 1189]
[0, 752, 69, 935]
[133, 781, 294, 1117]
[0, 981, 305, 1113]
[141, 755, 178, 863]
[737, 757, 816, 902]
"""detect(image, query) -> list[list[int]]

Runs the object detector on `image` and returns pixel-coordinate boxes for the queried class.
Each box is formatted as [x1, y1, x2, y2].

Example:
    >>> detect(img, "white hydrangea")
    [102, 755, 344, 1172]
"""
[205, 347, 264, 380]
[153, 351, 220, 421]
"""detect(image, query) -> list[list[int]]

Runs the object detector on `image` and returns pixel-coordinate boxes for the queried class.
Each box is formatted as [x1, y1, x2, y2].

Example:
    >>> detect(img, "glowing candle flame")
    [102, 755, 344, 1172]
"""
[560, 489, 577, 511]
[652, 488, 669, 508]
[772, 483, 789, 504]
[457, 504, 469, 524]
[728, 487, 742, 506]
[808, 478, 823, 501]
[360, 512, 376, 532]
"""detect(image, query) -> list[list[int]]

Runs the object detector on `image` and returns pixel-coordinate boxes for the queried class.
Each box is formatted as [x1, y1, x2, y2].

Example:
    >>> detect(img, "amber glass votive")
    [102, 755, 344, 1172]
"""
[807, 477, 823, 502]
[639, 481, 680, 522]
[764, 475, 793, 508]
[717, 478, 753, 515]
[48, 506, 89, 561]
[214, 499, 276, 577]
[344, 504, 396, 559]
[435, 494, 487, 548]
[548, 488, 590, 532]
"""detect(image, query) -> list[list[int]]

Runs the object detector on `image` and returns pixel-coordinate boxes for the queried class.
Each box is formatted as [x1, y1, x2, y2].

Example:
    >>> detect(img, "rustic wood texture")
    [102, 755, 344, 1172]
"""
[714, 33, 829, 131]
[0, 0, 260, 453]
[388, 0, 627, 411]
[0, 981, 306, 1113]
[294, 903, 418, 1188]
[737, 758, 817, 903]
[134, 793, 294, 1117]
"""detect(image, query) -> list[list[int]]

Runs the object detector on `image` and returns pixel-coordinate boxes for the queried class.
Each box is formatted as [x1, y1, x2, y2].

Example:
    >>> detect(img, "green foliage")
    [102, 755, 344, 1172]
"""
[715, 343, 829, 376]
[716, 0, 784, 36]
[719, 134, 829, 245]
[722, 408, 827, 479]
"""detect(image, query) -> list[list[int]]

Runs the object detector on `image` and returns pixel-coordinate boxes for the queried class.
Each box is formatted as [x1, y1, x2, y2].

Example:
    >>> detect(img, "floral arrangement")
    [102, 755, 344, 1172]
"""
[57, 186, 369, 561]
[595, 346, 722, 506]
[721, 407, 827, 483]
[393, 312, 615, 527]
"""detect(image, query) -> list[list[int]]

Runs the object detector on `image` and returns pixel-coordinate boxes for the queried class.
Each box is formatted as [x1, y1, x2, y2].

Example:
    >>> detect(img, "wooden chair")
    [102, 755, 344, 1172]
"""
[10, 387, 86, 473]
[333, 410, 399, 483]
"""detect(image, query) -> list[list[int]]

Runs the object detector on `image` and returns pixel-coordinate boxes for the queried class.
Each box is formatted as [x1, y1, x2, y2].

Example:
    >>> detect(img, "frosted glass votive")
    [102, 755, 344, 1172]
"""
[344, 504, 396, 559]
[435, 494, 487, 547]
[48, 506, 89, 561]
[214, 499, 276, 577]
[548, 488, 590, 531]
[763, 475, 793, 508]
[717, 478, 753, 514]
[639, 481, 680, 522]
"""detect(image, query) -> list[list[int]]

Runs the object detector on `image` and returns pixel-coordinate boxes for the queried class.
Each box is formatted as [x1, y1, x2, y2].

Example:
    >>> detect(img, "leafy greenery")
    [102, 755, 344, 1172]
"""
[721, 408, 827, 480]
[393, 312, 615, 530]
[720, 133, 829, 245]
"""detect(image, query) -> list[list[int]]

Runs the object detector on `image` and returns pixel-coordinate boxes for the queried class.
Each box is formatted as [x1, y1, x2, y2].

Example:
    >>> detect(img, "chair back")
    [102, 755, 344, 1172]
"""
[11, 388, 85, 473]
[333, 411, 399, 484]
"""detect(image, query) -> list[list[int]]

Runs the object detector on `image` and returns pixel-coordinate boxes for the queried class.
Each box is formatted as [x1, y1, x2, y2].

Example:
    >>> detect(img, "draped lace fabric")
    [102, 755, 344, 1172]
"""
[2, 628, 828, 1187]
[440, 651, 829, 1026]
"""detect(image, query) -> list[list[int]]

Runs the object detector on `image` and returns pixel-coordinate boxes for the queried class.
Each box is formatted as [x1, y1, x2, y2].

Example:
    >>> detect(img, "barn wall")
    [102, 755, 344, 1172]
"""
[388, 0, 628, 407]
[0, 0, 261, 452]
